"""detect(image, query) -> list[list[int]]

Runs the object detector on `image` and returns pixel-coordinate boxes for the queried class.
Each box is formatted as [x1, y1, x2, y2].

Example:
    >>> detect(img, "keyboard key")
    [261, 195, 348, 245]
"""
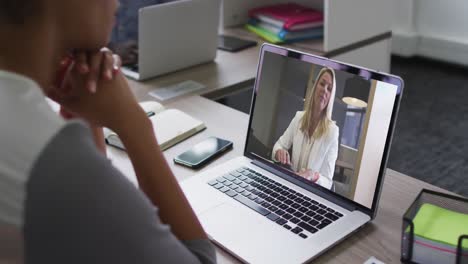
[268, 206, 278, 212]
[335, 212, 344, 217]
[236, 168, 244, 173]
[277, 196, 286, 201]
[298, 206, 308, 213]
[293, 211, 304, 218]
[294, 197, 304, 203]
[254, 198, 264, 204]
[276, 218, 287, 225]
[310, 200, 318, 205]
[316, 223, 329, 230]
[223, 181, 233, 187]
[234, 195, 270, 216]
[326, 208, 335, 213]
[287, 194, 297, 200]
[213, 183, 224, 189]
[216, 177, 227, 183]
[270, 192, 279, 198]
[250, 188, 259, 194]
[280, 190, 290, 196]
[223, 175, 236, 181]
[258, 193, 268, 199]
[283, 224, 292, 230]
[308, 219, 319, 226]
[299, 233, 308, 239]
[245, 185, 254, 191]
[208, 180, 218, 186]
[298, 222, 318, 234]
[272, 200, 281, 206]
[219, 186, 230, 193]
[276, 209, 285, 216]
[265, 197, 274, 202]
[244, 178, 253, 184]
[230, 172, 242, 177]
[317, 209, 327, 215]
[239, 175, 248, 181]
[284, 199, 294, 205]
[267, 213, 280, 221]
[302, 201, 312, 207]
[283, 213, 293, 220]
[324, 213, 339, 221]
[239, 182, 248, 188]
[248, 194, 258, 200]
[286, 208, 296, 214]
[290, 217, 300, 224]
[303, 196, 312, 201]
[234, 179, 242, 185]
[322, 219, 332, 225]
[318, 204, 326, 209]
[291, 227, 303, 234]
[226, 190, 237, 197]
[306, 211, 316, 217]
[262, 202, 271, 208]
[242, 190, 251, 196]
[291, 203, 301, 209]
[301, 215, 311, 222]
[296, 192, 304, 198]
[236, 187, 245, 193]
[279, 204, 288, 210]
[313, 215, 324, 221]
[310, 205, 319, 211]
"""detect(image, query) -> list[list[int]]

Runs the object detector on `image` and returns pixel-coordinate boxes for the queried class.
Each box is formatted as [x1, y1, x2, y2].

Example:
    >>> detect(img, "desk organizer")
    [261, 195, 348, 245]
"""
[401, 189, 468, 264]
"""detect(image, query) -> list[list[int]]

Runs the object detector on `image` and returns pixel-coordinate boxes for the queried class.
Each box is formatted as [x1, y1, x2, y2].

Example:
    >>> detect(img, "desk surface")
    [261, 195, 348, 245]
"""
[108, 95, 453, 264]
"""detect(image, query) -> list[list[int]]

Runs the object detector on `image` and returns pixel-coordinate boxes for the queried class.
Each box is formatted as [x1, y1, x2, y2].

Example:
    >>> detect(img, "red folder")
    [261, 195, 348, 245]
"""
[249, 3, 323, 31]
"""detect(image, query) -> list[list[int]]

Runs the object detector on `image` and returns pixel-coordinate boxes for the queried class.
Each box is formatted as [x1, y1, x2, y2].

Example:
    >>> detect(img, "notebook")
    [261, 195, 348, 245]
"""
[249, 3, 324, 31]
[104, 101, 206, 151]
[248, 19, 323, 41]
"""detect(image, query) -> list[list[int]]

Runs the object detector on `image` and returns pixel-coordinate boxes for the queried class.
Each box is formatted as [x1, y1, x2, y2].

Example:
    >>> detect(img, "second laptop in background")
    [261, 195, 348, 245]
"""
[123, 0, 220, 81]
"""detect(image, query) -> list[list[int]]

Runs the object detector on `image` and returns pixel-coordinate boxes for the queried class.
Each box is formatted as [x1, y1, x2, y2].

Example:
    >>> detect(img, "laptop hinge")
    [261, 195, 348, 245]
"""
[251, 159, 359, 212]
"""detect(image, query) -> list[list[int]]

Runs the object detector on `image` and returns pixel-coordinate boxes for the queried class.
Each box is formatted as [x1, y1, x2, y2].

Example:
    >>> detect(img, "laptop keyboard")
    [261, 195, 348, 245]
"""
[208, 167, 344, 239]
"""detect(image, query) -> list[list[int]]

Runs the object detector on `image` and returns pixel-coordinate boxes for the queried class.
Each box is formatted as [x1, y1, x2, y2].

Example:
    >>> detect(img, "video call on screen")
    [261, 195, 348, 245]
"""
[246, 51, 398, 208]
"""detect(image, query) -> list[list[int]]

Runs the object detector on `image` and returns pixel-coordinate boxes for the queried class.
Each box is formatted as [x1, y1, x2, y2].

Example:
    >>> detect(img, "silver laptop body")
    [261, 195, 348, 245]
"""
[122, 0, 219, 81]
[181, 44, 404, 263]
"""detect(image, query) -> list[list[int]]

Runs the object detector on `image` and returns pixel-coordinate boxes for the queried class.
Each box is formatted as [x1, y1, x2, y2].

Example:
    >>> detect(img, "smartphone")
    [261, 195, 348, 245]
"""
[218, 35, 257, 52]
[174, 137, 233, 169]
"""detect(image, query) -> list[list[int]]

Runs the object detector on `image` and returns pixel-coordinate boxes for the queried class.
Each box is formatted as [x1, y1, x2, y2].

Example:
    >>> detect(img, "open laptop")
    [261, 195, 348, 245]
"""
[181, 44, 404, 263]
[122, 0, 220, 81]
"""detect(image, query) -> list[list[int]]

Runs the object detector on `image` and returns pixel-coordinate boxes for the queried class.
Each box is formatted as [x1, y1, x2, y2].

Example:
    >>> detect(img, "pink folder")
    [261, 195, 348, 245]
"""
[249, 3, 324, 31]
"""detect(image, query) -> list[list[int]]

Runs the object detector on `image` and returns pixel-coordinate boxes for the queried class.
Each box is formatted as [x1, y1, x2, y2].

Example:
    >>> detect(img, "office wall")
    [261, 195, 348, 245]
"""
[392, 0, 468, 66]
[352, 81, 397, 208]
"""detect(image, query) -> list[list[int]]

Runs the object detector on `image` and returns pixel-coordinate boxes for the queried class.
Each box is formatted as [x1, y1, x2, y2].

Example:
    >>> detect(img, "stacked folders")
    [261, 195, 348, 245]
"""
[246, 2, 324, 44]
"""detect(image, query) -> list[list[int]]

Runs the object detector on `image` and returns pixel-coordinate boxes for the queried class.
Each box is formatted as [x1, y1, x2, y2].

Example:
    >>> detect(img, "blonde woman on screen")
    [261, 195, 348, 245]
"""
[272, 67, 339, 189]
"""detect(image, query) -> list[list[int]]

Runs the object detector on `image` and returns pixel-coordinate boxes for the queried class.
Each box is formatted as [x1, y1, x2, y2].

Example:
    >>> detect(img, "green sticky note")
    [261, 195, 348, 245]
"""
[411, 203, 468, 248]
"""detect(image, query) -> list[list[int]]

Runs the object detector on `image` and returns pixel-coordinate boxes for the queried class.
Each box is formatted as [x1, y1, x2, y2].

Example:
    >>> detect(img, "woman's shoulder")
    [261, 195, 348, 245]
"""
[326, 120, 340, 137]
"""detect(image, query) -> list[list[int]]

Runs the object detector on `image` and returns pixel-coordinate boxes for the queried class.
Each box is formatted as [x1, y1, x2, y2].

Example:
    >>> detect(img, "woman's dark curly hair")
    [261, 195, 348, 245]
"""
[0, 0, 37, 24]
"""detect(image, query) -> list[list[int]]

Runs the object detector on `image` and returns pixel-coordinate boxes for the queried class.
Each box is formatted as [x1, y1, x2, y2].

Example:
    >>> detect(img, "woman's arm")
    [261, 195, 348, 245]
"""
[315, 126, 339, 189]
[272, 112, 300, 162]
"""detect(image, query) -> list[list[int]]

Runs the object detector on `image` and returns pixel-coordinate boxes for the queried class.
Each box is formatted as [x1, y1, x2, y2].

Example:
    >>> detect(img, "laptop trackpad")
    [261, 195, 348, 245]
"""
[200, 203, 300, 263]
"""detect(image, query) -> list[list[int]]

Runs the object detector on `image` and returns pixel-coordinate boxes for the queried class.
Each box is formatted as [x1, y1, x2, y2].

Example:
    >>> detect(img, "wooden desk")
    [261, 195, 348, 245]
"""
[107, 95, 454, 264]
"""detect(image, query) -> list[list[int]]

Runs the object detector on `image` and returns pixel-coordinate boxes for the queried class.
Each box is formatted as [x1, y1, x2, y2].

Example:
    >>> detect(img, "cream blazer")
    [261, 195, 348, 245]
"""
[272, 111, 339, 189]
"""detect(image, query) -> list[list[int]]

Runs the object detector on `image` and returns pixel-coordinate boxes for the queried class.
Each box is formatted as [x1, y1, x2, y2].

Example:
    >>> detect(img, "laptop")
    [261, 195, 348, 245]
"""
[181, 44, 404, 263]
[122, 0, 220, 81]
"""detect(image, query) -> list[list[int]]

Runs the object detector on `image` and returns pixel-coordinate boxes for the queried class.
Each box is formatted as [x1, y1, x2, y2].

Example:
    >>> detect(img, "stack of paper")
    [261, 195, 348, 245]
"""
[246, 3, 324, 44]
[407, 203, 468, 264]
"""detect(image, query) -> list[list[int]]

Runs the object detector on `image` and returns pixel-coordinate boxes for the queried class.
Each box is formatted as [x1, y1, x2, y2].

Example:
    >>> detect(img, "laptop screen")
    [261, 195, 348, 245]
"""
[245, 46, 402, 210]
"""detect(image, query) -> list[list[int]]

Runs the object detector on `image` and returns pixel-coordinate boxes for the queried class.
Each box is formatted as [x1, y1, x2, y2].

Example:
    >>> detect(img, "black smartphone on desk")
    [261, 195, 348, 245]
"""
[218, 35, 257, 52]
[174, 137, 233, 169]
